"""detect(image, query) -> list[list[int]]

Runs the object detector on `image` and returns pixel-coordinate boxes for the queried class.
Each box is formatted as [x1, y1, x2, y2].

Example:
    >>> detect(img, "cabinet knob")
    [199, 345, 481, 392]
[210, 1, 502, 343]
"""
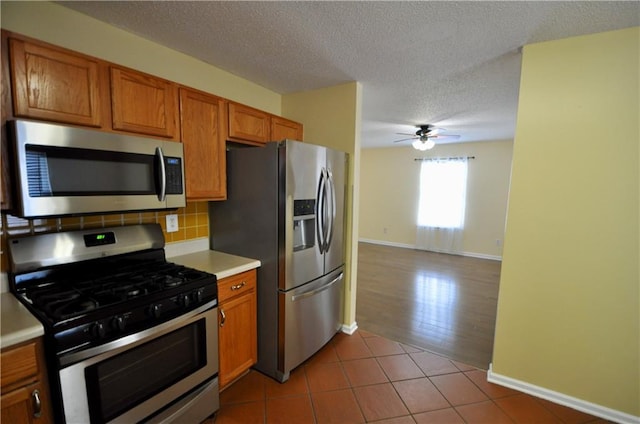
[231, 281, 246, 291]
[32, 389, 42, 418]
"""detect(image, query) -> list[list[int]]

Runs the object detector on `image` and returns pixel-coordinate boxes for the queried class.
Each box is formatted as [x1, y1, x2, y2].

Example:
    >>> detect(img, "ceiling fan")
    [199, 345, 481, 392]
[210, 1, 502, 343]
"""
[393, 125, 460, 150]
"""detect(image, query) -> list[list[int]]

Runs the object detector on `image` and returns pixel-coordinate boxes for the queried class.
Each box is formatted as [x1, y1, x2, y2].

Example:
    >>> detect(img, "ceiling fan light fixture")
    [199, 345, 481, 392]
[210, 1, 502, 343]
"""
[412, 138, 435, 150]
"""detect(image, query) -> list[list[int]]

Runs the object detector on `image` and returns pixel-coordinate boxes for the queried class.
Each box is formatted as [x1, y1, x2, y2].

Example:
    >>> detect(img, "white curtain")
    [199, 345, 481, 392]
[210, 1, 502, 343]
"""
[416, 157, 468, 253]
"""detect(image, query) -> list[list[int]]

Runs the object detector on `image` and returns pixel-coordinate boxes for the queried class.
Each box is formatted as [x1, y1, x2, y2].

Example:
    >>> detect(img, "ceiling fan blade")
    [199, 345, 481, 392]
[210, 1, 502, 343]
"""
[430, 134, 460, 140]
[395, 132, 417, 136]
[392, 137, 418, 143]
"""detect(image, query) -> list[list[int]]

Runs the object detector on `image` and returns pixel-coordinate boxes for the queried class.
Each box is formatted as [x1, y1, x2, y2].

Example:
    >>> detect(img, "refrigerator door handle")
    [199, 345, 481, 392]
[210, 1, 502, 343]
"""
[291, 272, 344, 302]
[325, 169, 336, 251]
[316, 168, 327, 253]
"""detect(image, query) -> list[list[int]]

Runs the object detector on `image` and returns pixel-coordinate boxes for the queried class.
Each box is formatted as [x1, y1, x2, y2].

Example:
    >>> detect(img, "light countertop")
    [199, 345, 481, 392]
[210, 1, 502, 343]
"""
[170, 250, 261, 280]
[1, 293, 44, 350]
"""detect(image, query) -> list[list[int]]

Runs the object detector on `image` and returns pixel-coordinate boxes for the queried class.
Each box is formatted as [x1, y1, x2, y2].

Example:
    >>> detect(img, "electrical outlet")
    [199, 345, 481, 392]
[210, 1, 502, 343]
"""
[496, 239, 502, 247]
[383, 227, 388, 234]
[166, 214, 179, 233]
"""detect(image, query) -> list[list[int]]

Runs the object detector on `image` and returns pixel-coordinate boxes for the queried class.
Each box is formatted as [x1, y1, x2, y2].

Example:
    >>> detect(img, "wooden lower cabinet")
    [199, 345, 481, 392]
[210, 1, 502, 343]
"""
[1, 338, 52, 424]
[217, 269, 257, 390]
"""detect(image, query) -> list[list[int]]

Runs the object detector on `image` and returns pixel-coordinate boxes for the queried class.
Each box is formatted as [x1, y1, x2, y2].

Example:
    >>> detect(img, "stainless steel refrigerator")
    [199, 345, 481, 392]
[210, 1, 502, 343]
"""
[210, 140, 347, 382]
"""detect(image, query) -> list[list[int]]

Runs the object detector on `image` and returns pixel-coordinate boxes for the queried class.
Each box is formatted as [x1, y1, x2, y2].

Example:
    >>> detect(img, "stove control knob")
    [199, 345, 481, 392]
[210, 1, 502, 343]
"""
[148, 304, 162, 319]
[92, 322, 106, 339]
[179, 294, 191, 308]
[192, 288, 204, 303]
[112, 316, 126, 331]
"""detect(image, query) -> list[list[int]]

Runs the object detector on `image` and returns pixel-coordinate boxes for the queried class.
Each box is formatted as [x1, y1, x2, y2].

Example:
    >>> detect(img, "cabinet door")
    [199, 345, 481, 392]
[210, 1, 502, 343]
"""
[271, 116, 303, 141]
[2, 32, 13, 209]
[228, 102, 270, 144]
[179, 89, 226, 200]
[218, 288, 257, 389]
[110, 67, 179, 140]
[9, 38, 104, 128]
[1, 382, 50, 424]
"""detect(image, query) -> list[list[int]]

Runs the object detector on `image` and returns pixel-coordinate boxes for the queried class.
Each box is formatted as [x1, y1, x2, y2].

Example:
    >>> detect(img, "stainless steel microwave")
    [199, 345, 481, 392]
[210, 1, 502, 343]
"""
[9, 119, 186, 218]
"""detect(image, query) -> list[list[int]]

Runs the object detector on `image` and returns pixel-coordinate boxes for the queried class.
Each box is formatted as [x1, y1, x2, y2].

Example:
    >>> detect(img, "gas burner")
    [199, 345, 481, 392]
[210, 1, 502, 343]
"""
[51, 296, 99, 320]
[108, 284, 149, 299]
[162, 275, 184, 288]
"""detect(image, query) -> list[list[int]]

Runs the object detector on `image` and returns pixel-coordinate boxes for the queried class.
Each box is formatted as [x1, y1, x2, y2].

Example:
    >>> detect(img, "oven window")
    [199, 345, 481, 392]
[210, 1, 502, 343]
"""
[85, 320, 206, 423]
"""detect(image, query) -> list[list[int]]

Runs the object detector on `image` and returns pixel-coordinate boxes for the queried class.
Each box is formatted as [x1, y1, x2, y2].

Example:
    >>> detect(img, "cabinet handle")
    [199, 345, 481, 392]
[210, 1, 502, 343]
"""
[231, 281, 246, 291]
[32, 389, 42, 418]
[220, 309, 226, 327]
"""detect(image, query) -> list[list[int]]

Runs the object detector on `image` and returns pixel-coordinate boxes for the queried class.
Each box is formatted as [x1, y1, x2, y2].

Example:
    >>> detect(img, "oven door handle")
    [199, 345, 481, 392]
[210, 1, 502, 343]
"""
[59, 300, 217, 367]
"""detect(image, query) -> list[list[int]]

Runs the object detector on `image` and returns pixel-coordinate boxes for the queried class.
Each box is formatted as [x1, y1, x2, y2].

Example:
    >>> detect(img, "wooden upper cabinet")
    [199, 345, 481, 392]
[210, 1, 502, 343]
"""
[179, 88, 227, 200]
[228, 102, 270, 144]
[9, 38, 105, 128]
[2, 32, 14, 210]
[110, 67, 179, 140]
[271, 116, 303, 141]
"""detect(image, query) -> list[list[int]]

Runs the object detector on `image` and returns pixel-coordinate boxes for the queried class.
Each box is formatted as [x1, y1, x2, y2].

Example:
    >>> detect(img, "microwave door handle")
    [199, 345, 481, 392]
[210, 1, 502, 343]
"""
[155, 147, 167, 202]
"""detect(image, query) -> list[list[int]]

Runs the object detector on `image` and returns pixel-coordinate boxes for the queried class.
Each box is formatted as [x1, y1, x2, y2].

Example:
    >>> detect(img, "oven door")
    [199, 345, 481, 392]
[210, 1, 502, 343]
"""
[58, 302, 218, 424]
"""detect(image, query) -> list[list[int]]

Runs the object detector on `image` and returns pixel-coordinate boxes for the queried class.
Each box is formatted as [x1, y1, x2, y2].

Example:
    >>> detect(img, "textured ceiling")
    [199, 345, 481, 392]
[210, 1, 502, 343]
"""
[57, 1, 639, 148]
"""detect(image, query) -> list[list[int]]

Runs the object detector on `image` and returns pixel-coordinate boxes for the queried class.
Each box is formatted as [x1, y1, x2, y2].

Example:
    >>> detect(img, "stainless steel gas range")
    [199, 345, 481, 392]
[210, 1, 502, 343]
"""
[7, 224, 219, 424]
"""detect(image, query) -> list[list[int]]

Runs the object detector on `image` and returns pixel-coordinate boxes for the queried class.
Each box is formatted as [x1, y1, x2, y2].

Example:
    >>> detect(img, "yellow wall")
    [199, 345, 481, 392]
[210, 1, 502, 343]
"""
[0, 1, 281, 113]
[283, 82, 362, 328]
[1, 1, 363, 331]
[359, 141, 513, 259]
[0, 0, 282, 257]
[492, 27, 639, 416]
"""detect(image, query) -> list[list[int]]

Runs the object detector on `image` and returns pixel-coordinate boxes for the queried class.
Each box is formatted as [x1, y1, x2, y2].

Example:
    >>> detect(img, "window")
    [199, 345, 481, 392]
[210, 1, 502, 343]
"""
[417, 158, 468, 229]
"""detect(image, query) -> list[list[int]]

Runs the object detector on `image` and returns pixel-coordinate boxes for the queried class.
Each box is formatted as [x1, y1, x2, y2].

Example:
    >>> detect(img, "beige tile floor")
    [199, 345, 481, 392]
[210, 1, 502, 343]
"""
[205, 329, 610, 423]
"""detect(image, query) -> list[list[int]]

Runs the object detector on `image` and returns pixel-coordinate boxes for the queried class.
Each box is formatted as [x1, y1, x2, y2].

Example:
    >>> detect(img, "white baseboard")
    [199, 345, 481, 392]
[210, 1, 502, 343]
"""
[359, 238, 414, 250]
[488, 364, 640, 424]
[341, 322, 358, 335]
[358, 238, 502, 261]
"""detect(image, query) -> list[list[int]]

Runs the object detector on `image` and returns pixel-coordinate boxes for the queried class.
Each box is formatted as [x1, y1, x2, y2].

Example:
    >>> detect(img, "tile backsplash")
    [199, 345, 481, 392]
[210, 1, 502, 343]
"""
[0, 201, 210, 272]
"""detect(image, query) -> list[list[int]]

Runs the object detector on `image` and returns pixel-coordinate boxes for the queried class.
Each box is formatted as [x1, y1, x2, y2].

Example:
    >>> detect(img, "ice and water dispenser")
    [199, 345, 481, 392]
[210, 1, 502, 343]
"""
[293, 199, 316, 251]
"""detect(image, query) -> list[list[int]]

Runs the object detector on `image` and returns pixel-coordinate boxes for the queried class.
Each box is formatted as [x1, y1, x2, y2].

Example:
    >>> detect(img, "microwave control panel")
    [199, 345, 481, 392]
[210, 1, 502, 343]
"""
[165, 157, 183, 194]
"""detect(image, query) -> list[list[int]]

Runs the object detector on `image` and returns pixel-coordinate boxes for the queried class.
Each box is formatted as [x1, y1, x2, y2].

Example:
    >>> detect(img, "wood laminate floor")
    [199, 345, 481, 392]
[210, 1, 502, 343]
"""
[355, 242, 501, 370]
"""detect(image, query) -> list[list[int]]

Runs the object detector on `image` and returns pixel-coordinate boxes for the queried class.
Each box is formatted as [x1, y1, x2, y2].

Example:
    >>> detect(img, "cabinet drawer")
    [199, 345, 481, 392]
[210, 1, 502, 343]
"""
[1, 342, 38, 390]
[218, 270, 256, 304]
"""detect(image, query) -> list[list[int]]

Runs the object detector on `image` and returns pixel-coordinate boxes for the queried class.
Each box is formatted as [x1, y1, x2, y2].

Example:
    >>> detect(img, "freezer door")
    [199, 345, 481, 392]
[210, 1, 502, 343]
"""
[324, 148, 346, 273]
[278, 267, 344, 381]
[283, 141, 325, 291]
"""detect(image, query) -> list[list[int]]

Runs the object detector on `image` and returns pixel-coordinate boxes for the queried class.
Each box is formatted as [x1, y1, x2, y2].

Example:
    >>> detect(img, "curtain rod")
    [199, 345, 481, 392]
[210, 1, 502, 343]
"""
[414, 156, 475, 162]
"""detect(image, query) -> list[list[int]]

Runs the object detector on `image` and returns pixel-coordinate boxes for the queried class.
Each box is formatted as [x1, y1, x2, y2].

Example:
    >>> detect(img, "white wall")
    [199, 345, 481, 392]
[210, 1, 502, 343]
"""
[359, 140, 513, 259]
